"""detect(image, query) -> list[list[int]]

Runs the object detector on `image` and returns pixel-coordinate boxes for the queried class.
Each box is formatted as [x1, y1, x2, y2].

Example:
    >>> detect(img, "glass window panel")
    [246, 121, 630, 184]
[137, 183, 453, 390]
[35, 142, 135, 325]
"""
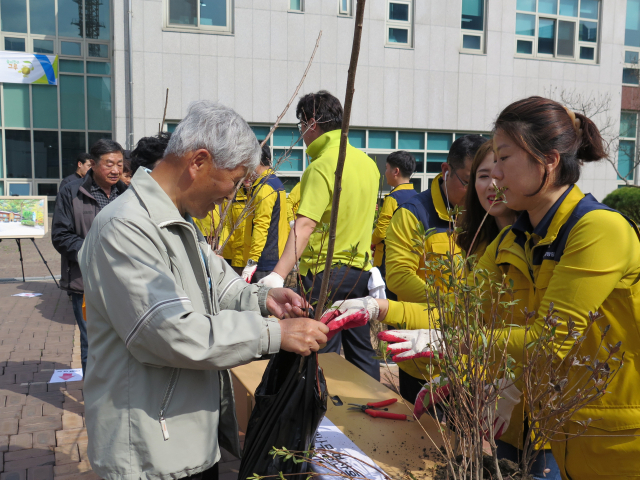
[621, 112, 637, 138]
[201, 0, 227, 26]
[388, 28, 408, 43]
[61, 41, 82, 56]
[280, 176, 300, 193]
[5, 130, 32, 179]
[87, 76, 112, 131]
[61, 132, 86, 177]
[348, 130, 366, 148]
[410, 177, 421, 193]
[538, 18, 556, 54]
[410, 152, 424, 173]
[427, 133, 452, 151]
[88, 44, 108, 58]
[427, 156, 446, 173]
[626, 51, 640, 64]
[59, 59, 84, 73]
[29, 0, 56, 35]
[539, 0, 558, 14]
[58, 0, 84, 38]
[0, 137, 3, 177]
[88, 132, 111, 150]
[4, 37, 26, 51]
[516, 13, 535, 36]
[38, 183, 58, 196]
[251, 126, 270, 141]
[369, 131, 395, 149]
[0, 183, 3, 196]
[4, 84, 30, 128]
[290, 0, 301, 10]
[579, 20, 597, 42]
[557, 21, 575, 56]
[580, 0, 598, 19]
[341, 0, 349, 12]
[32, 85, 58, 129]
[389, 3, 409, 21]
[398, 131, 424, 150]
[516, 0, 536, 12]
[559, 0, 578, 16]
[462, 34, 481, 49]
[517, 39, 534, 54]
[87, 61, 111, 74]
[85, 0, 110, 39]
[33, 39, 54, 54]
[169, 0, 197, 25]
[623, 67, 640, 84]
[273, 127, 302, 147]
[0, 0, 27, 33]
[274, 149, 303, 171]
[626, 0, 640, 47]
[166, 123, 178, 133]
[461, 0, 484, 31]
[34, 131, 59, 179]
[8, 183, 31, 195]
[60, 75, 85, 129]
[580, 45, 595, 60]
[618, 140, 635, 180]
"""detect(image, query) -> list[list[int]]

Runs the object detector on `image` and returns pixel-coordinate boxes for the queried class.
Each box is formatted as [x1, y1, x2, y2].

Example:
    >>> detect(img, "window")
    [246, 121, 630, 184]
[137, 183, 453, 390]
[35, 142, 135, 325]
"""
[515, 0, 600, 63]
[165, 0, 232, 33]
[289, 0, 303, 12]
[0, 0, 113, 199]
[619, 111, 638, 182]
[386, 0, 413, 48]
[624, 0, 640, 85]
[461, 0, 486, 53]
[338, 0, 352, 16]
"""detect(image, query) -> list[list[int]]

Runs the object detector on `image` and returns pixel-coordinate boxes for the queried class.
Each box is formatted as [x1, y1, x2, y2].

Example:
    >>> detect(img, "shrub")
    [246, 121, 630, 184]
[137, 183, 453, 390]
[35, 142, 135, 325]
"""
[602, 186, 640, 224]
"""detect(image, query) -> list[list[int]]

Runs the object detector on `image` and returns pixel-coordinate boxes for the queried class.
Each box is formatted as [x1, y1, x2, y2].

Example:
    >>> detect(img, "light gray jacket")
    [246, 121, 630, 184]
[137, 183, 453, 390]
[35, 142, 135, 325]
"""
[78, 169, 282, 480]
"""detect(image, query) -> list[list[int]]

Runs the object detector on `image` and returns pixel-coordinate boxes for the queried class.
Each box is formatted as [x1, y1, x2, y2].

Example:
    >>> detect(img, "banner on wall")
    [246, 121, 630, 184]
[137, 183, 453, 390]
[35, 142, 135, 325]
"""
[0, 52, 58, 85]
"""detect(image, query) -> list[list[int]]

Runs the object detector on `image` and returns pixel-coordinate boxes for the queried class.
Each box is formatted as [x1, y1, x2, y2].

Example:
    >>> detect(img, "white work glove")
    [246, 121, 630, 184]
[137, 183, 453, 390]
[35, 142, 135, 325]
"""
[377, 329, 444, 363]
[241, 262, 258, 283]
[413, 376, 450, 420]
[257, 271, 285, 288]
[482, 378, 522, 440]
[319, 297, 380, 340]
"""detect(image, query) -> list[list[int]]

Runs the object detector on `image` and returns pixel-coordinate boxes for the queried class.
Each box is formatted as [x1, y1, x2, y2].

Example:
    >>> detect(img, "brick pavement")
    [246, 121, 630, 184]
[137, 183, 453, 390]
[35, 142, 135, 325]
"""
[0, 280, 243, 480]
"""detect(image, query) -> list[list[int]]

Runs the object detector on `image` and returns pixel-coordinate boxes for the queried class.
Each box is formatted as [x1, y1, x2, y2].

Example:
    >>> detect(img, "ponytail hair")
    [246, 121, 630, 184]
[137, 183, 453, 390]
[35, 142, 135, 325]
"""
[494, 96, 607, 194]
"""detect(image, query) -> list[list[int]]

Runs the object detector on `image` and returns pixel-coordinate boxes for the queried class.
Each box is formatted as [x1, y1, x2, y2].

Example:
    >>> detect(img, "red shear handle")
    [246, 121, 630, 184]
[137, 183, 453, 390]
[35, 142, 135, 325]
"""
[367, 398, 398, 408]
[365, 409, 407, 420]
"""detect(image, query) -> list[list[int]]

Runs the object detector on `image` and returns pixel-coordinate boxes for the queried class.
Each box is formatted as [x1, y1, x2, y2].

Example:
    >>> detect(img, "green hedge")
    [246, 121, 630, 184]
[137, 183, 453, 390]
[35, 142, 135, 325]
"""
[20, 220, 35, 226]
[602, 187, 640, 224]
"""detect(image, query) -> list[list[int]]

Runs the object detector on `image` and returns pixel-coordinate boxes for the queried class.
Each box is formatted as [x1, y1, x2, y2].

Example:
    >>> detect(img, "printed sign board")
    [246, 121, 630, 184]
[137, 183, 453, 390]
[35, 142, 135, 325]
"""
[0, 196, 48, 239]
[0, 52, 58, 85]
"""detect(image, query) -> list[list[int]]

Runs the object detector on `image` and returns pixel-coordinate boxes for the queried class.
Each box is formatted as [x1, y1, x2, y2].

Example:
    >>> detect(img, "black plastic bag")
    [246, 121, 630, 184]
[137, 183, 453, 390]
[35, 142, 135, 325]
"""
[237, 350, 328, 480]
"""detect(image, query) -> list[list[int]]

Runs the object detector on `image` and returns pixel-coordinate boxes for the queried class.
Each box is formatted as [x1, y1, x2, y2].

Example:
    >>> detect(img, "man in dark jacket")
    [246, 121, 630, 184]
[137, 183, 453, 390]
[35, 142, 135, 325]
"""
[52, 139, 127, 374]
[60, 153, 93, 190]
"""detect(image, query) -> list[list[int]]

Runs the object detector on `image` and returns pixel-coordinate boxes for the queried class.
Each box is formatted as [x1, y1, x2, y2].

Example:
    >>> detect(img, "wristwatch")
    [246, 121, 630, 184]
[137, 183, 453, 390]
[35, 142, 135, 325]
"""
[246, 259, 258, 267]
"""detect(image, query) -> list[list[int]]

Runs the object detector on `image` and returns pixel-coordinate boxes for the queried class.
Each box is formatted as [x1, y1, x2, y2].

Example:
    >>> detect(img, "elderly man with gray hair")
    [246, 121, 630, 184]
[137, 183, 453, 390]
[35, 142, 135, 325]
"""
[78, 101, 329, 480]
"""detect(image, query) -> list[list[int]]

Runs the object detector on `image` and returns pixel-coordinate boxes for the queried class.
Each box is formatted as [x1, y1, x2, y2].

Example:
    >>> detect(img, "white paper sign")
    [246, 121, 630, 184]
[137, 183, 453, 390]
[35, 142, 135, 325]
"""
[0, 52, 58, 85]
[49, 368, 83, 383]
[312, 417, 388, 480]
[12, 293, 42, 297]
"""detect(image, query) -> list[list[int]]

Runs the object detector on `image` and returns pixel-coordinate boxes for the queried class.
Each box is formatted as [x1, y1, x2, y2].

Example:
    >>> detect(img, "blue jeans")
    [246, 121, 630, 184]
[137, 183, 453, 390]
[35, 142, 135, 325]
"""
[71, 293, 88, 376]
[496, 440, 561, 480]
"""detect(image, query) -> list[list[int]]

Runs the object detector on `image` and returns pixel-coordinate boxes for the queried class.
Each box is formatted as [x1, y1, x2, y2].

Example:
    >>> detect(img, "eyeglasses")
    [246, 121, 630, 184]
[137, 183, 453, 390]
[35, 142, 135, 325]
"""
[452, 169, 468, 188]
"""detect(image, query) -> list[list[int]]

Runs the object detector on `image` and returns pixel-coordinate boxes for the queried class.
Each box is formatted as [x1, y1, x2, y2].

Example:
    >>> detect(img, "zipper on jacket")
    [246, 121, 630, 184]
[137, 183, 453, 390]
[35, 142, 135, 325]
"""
[158, 368, 181, 441]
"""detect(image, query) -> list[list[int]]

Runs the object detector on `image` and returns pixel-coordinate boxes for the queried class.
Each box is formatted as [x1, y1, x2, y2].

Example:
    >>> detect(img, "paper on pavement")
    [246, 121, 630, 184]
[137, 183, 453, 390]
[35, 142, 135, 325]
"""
[312, 417, 388, 480]
[49, 368, 83, 383]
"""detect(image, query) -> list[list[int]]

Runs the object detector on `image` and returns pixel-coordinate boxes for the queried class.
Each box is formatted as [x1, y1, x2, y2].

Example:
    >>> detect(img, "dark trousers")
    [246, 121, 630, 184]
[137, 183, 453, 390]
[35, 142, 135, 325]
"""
[185, 463, 218, 480]
[302, 266, 380, 381]
[250, 270, 270, 284]
[496, 441, 560, 480]
[70, 293, 88, 376]
[398, 368, 424, 403]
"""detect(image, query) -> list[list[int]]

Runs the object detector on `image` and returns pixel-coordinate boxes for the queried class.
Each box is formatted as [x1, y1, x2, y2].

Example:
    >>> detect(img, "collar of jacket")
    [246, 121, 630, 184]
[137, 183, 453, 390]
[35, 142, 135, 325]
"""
[390, 183, 414, 193]
[305, 129, 345, 161]
[79, 169, 128, 203]
[430, 174, 450, 222]
[251, 168, 274, 189]
[129, 168, 193, 228]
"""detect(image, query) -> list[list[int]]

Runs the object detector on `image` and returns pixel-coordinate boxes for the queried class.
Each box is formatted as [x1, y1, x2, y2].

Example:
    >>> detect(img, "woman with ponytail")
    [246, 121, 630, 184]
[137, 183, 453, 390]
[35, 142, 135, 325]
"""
[333, 96, 640, 479]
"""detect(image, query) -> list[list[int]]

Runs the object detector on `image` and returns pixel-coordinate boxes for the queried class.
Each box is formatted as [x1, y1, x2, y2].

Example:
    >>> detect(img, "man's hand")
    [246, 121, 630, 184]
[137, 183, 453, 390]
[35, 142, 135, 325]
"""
[319, 297, 380, 340]
[257, 271, 284, 288]
[279, 318, 329, 356]
[266, 288, 309, 318]
[414, 376, 450, 420]
[241, 262, 258, 283]
[482, 379, 522, 440]
[377, 329, 444, 362]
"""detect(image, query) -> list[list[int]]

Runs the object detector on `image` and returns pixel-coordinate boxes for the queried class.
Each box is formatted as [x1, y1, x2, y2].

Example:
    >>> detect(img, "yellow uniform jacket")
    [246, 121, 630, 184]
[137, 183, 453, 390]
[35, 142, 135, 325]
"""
[286, 182, 301, 224]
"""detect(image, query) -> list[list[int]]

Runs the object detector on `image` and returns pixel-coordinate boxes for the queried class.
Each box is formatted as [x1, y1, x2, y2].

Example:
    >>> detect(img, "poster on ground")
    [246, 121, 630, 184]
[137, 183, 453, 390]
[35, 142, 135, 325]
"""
[0, 52, 58, 85]
[49, 369, 83, 383]
[0, 197, 48, 239]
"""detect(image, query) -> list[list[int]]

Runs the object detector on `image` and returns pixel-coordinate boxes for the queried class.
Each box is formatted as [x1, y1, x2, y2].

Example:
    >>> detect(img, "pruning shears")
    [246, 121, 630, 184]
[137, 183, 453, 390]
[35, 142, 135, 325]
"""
[347, 398, 413, 421]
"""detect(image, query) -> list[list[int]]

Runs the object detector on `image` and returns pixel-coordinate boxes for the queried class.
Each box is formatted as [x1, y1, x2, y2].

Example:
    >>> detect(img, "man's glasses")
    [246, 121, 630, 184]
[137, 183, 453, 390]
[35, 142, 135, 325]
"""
[453, 169, 468, 188]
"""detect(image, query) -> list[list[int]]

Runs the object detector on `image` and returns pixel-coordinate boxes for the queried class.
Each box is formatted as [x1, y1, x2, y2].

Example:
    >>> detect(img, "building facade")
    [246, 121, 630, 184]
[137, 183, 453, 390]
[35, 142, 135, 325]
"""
[0, 0, 637, 201]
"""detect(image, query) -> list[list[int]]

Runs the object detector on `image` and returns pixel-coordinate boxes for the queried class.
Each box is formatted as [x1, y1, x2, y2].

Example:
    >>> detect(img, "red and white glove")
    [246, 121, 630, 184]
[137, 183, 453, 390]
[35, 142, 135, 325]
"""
[257, 271, 284, 288]
[481, 379, 522, 440]
[241, 262, 258, 283]
[414, 376, 450, 420]
[377, 329, 444, 362]
[320, 297, 379, 341]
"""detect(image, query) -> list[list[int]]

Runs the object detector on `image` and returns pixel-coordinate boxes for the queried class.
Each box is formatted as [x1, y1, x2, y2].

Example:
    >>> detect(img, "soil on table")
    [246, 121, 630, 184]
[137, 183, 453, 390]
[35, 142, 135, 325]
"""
[434, 454, 534, 480]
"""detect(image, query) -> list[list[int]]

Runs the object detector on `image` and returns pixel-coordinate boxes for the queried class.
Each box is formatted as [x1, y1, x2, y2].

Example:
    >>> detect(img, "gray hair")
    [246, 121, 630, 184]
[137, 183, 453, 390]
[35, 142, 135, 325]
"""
[164, 100, 260, 171]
